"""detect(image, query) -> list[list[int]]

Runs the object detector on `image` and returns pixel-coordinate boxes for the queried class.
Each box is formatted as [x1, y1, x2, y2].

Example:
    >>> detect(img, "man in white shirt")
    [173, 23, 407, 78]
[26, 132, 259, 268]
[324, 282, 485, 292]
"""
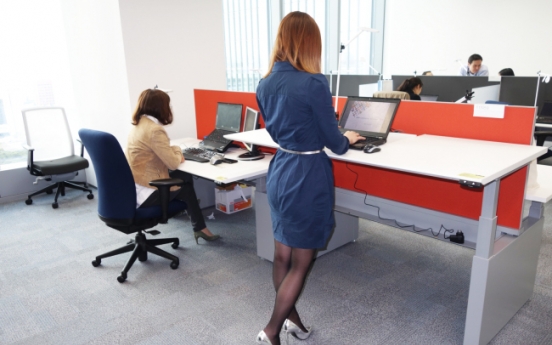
[459, 54, 489, 76]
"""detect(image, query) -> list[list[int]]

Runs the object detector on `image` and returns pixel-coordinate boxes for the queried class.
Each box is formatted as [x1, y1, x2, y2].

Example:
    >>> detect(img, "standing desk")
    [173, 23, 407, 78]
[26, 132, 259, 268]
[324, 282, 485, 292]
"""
[225, 128, 546, 345]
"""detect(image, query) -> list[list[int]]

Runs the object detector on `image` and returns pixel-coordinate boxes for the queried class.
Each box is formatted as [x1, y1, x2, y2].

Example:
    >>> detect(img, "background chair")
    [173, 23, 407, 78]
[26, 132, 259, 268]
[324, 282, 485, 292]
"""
[22, 107, 93, 208]
[79, 128, 186, 283]
[373, 91, 410, 100]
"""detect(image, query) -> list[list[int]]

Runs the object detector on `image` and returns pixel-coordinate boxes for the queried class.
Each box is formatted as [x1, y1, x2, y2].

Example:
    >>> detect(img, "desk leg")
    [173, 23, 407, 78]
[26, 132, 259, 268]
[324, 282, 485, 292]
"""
[464, 181, 543, 345]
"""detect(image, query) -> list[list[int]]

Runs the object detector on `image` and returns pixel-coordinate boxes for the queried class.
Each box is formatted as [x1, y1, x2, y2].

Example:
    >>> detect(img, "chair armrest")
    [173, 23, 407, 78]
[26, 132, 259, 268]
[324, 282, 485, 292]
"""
[21, 144, 35, 172]
[534, 131, 552, 146]
[149, 178, 184, 223]
[76, 138, 85, 157]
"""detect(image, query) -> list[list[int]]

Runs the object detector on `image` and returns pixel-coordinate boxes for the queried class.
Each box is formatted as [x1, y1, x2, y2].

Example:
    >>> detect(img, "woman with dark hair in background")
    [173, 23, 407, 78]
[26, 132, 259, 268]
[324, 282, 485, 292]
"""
[499, 68, 515, 76]
[126, 89, 220, 244]
[397, 77, 424, 100]
[255, 11, 364, 345]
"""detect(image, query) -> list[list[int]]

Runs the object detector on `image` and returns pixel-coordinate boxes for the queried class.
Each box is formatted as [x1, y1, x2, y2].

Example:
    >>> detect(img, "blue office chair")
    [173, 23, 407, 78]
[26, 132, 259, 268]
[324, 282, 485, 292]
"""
[78, 129, 186, 283]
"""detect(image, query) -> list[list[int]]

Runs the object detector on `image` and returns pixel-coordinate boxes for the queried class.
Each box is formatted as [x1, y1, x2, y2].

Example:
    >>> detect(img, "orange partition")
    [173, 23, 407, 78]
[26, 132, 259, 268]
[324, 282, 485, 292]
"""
[194, 90, 534, 230]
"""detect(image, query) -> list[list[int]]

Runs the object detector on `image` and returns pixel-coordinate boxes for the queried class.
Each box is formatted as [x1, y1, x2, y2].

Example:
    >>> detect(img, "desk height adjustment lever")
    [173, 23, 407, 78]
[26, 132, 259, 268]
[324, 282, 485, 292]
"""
[459, 180, 483, 189]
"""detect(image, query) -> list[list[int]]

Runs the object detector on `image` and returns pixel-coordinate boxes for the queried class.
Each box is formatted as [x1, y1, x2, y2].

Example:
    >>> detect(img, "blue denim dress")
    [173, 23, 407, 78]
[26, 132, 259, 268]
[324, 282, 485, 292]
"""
[256, 62, 349, 249]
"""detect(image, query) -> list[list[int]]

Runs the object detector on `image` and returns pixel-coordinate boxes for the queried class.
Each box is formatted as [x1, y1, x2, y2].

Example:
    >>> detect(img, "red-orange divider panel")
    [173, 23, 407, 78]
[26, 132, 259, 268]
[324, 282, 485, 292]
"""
[194, 91, 533, 230]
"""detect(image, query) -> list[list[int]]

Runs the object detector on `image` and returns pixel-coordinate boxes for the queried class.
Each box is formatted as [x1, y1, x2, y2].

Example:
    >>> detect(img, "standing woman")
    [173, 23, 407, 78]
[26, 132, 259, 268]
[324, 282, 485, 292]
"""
[255, 12, 364, 345]
[397, 77, 423, 100]
[126, 89, 220, 244]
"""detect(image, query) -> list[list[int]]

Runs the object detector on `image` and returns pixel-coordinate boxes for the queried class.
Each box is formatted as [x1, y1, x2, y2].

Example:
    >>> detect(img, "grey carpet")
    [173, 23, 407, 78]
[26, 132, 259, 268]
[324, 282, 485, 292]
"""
[1, 189, 551, 345]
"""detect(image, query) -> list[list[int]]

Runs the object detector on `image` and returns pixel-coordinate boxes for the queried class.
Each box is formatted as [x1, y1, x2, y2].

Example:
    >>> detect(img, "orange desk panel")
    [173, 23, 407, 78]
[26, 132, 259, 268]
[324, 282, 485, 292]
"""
[194, 90, 533, 230]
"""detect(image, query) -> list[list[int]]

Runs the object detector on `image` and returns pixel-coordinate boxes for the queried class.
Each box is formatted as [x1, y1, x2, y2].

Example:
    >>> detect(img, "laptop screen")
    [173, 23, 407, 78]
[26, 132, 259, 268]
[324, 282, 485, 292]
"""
[420, 94, 439, 102]
[338, 97, 400, 137]
[215, 102, 243, 132]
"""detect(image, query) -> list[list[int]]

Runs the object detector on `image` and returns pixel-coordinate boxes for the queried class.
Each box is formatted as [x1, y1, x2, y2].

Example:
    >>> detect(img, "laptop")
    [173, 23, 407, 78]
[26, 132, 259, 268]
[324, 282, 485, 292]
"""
[420, 94, 439, 102]
[338, 97, 401, 149]
[200, 102, 243, 152]
[537, 101, 552, 124]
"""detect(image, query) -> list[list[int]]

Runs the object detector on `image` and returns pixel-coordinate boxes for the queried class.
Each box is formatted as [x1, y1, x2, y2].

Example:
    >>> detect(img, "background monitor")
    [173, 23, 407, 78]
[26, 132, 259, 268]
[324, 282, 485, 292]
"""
[471, 85, 501, 104]
[238, 107, 264, 161]
[420, 94, 439, 102]
[215, 102, 243, 132]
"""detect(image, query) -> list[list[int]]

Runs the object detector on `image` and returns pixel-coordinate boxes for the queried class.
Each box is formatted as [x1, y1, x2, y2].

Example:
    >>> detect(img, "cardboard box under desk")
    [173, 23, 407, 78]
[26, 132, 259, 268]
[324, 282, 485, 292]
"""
[215, 184, 253, 214]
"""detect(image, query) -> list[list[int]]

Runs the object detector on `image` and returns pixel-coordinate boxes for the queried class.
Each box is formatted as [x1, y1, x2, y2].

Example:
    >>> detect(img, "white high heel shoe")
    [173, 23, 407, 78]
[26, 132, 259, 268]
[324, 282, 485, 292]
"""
[283, 319, 312, 340]
[256, 330, 274, 344]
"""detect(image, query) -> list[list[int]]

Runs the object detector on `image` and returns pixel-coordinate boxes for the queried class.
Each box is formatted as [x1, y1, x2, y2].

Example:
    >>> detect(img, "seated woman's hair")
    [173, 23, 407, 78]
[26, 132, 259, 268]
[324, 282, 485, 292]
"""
[498, 68, 515, 76]
[132, 89, 173, 125]
[397, 77, 423, 92]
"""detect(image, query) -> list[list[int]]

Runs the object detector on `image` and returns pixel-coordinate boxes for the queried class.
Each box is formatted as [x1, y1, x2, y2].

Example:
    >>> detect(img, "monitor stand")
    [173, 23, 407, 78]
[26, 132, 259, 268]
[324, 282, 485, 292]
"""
[238, 150, 265, 161]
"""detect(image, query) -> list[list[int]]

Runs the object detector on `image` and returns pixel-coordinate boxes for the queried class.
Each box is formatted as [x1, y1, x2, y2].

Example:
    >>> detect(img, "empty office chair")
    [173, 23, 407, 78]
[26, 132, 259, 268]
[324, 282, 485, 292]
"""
[22, 107, 93, 208]
[79, 128, 186, 283]
[373, 91, 410, 100]
[534, 130, 552, 165]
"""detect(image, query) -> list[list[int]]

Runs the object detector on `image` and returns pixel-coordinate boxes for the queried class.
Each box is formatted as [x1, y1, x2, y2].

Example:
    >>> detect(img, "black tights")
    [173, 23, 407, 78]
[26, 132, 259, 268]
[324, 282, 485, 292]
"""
[264, 240, 315, 345]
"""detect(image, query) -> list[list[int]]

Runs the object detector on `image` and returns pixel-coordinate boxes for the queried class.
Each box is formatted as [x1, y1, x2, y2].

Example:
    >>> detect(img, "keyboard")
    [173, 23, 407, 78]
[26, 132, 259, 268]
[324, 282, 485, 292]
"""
[537, 116, 552, 124]
[182, 147, 218, 163]
[350, 137, 385, 150]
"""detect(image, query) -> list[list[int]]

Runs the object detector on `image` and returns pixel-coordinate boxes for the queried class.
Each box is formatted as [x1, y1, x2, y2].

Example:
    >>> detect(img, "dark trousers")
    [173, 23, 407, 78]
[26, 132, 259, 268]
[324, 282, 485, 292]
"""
[139, 170, 206, 232]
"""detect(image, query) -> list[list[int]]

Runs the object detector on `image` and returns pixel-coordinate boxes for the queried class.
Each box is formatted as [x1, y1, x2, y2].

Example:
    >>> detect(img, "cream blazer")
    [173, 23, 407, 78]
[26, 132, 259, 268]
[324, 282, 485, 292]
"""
[126, 117, 182, 191]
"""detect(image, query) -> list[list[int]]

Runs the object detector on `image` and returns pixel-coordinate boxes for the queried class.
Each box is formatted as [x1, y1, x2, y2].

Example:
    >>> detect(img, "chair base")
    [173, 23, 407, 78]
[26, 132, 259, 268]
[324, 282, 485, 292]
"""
[91, 231, 180, 283]
[25, 181, 94, 208]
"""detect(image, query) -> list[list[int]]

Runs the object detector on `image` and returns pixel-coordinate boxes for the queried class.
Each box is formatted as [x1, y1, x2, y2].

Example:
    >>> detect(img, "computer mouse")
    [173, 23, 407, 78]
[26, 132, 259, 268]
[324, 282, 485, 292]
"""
[210, 154, 225, 165]
[363, 145, 381, 154]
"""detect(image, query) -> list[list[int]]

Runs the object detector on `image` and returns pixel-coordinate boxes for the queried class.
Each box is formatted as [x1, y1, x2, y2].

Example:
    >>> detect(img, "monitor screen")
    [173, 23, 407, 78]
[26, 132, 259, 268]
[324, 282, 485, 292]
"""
[338, 97, 400, 136]
[242, 107, 259, 151]
[215, 102, 243, 132]
[471, 85, 501, 104]
[540, 101, 552, 116]
[420, 94, 439, 102]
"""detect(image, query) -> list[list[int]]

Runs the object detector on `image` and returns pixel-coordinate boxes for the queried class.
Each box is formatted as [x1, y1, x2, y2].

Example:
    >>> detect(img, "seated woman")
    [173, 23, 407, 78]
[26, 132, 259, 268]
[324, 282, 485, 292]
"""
[499, 68, 515, 76]
[397, 77, 423, 100]
[126, 89, 220, 244]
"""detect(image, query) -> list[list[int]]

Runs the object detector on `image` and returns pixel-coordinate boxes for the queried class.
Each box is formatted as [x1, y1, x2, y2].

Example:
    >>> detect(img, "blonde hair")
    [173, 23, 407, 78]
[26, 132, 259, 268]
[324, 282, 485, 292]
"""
[264, 11, 322, 77]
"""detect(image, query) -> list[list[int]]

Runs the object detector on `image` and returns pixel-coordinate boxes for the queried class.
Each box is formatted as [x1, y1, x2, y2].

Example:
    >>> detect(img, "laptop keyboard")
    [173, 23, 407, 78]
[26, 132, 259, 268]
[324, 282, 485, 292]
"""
[350, 137, 384, 149]
[206, 130, 231, 143]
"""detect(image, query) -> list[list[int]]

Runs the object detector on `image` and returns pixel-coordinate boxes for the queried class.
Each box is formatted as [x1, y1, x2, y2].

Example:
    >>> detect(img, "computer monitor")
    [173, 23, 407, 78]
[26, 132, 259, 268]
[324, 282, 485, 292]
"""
[471, 85, 501, 104]
[215, 103, 243, 132]
[420, 94, 439, 102]
[238, 107, 264, 161]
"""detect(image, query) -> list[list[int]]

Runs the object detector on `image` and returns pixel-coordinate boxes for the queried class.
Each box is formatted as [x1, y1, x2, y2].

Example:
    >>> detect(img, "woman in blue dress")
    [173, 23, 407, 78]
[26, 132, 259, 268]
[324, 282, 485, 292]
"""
[255, 11, 364, 345]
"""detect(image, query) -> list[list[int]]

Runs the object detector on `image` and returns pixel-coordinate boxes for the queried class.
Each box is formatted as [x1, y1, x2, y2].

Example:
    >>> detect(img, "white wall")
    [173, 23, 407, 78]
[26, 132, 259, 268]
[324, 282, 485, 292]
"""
[118, 0, 227, 140]
[59, 0, 132, 186]
[383, 0, 552, 77]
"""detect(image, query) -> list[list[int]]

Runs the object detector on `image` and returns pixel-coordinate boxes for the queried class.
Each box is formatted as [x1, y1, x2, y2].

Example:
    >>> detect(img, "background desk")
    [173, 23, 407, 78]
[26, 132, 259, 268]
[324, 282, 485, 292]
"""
[226, 129, 546, 345]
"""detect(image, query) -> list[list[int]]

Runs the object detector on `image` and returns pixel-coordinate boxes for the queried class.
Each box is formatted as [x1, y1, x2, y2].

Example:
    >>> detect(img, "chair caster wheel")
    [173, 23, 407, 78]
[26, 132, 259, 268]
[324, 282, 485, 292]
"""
[170, 261, 179, 269]
[91, 259, 101, 267]
[117, 272, 127, 283]
[52, 203, 59, 209]
[87, 194, 94, 200]
[25, 199, 32, 205]
[171, 239, 179, 249]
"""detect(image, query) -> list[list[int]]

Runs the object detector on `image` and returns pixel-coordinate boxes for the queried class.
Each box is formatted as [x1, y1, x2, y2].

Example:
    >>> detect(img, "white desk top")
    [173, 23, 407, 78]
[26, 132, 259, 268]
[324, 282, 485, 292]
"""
[225, 129, 546, 186]
[526, 164, 552, 203]
[171, 138, 272, 184]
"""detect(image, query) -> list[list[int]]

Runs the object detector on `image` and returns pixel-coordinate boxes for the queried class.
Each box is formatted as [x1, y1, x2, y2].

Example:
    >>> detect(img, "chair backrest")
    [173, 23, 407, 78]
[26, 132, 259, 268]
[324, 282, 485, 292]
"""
[78, 129, 137, 221]
[22, 107, 75, 161]
[373, 91, 410, 100]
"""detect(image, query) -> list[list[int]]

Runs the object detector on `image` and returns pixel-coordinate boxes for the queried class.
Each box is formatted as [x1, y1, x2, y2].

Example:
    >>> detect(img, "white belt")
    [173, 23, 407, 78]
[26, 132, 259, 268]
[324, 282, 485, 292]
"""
[279, 147, 322, 155]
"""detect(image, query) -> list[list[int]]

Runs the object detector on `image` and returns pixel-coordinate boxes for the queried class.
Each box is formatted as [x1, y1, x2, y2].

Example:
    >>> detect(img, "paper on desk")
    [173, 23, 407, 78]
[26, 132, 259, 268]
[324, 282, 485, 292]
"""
[473, 104, 505, 118]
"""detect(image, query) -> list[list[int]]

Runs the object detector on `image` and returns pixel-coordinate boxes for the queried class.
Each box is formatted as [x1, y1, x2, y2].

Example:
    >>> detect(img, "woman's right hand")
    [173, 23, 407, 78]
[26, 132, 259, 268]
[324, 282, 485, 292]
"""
[344, 131, 365, 145]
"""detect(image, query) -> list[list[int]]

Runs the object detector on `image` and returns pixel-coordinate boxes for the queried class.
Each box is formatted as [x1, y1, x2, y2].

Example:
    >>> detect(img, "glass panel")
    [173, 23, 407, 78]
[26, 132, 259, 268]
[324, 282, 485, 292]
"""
[339, 0, 375, 75]
[0, 0, 74, 168]
[223, 0, 270, 92]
